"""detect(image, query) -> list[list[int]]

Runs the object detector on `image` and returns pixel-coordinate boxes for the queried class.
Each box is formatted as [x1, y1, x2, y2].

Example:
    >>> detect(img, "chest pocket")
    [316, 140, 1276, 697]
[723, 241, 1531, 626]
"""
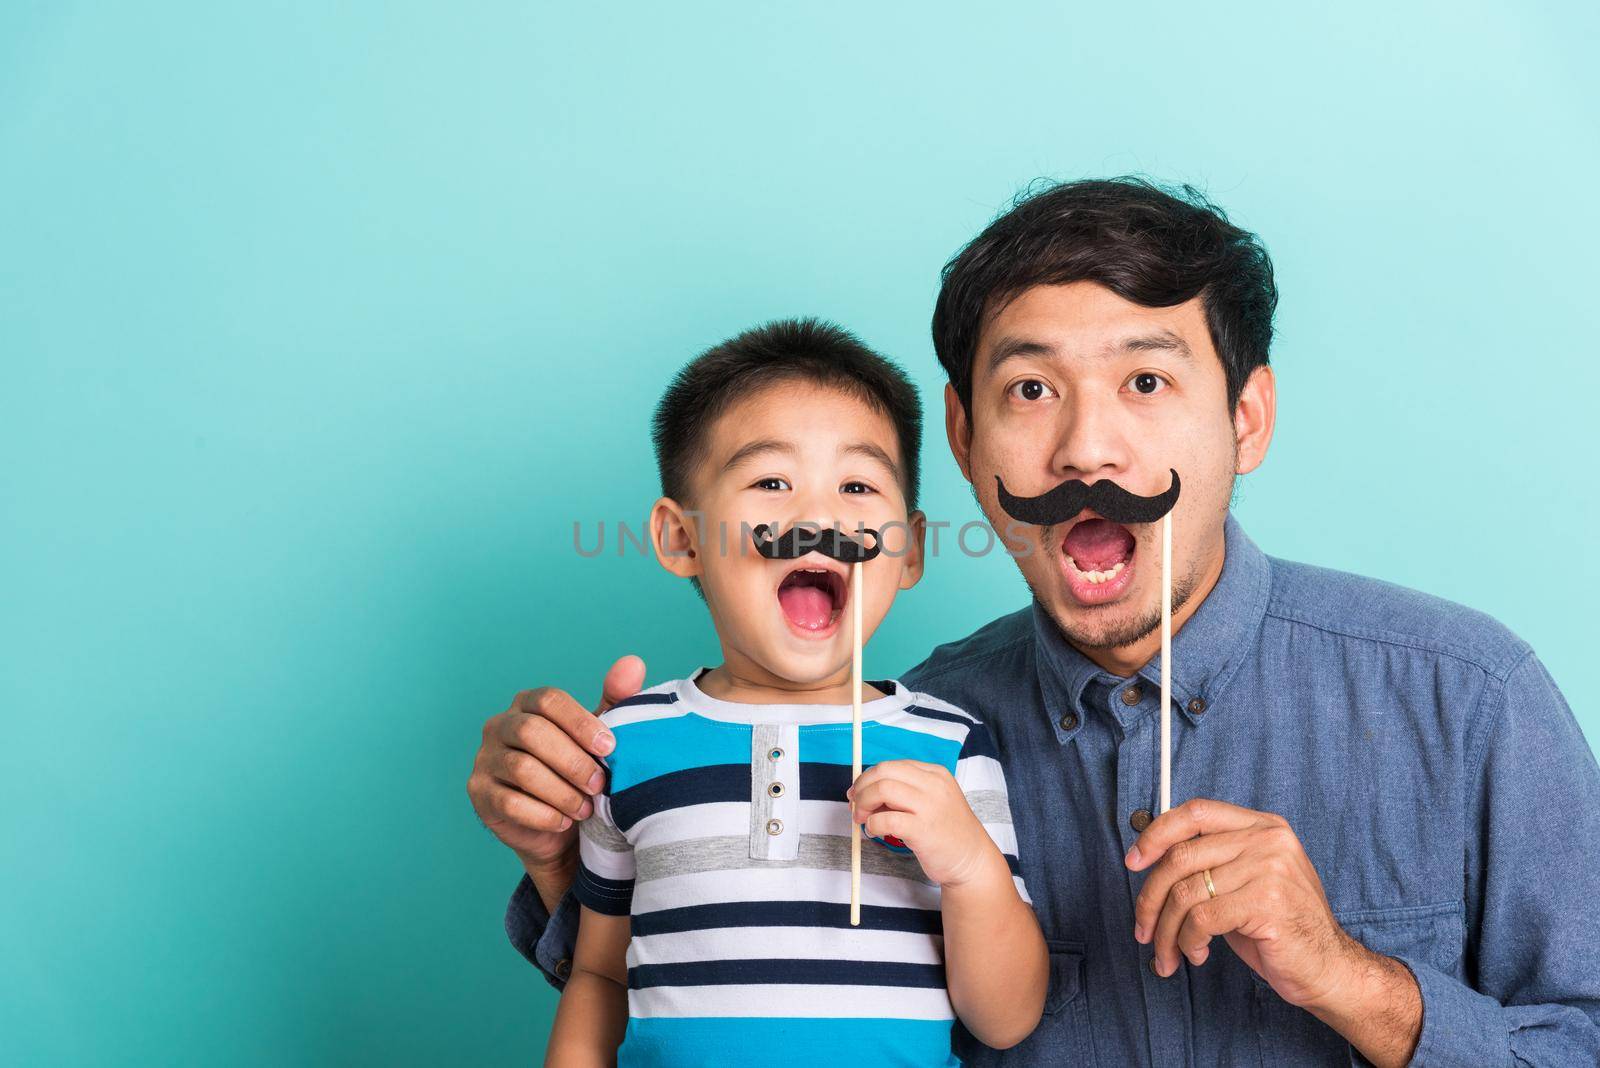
[1252, 901, 1464, 1066]
[954, 938, 1093, 1065]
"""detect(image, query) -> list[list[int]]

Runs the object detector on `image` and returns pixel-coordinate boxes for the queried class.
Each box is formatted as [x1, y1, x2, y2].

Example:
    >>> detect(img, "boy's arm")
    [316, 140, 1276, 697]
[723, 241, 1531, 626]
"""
[544, 907, 630, 1068]
[849, 724, 1046, 1049]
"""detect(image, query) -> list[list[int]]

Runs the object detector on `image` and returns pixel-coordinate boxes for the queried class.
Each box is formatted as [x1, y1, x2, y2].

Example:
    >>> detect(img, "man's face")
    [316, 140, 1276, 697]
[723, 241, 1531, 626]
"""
[949, 281, 1266, 653]
[652, 380, 925, 688]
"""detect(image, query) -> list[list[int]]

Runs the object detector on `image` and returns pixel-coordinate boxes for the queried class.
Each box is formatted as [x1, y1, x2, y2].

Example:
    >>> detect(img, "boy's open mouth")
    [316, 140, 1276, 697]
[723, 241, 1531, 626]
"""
[1059, 515, 1138, 606]
[776, 560, 849, 638]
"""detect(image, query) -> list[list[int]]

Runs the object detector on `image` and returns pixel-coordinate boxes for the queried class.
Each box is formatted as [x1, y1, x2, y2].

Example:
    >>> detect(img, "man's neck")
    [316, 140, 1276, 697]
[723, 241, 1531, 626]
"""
[1071, 536, 1228, 678]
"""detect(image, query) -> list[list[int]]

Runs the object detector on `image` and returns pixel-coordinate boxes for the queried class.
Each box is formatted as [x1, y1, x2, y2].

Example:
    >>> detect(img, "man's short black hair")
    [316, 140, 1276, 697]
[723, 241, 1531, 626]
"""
[932, 176, 1278, 415]
[652, 317, 922, 510]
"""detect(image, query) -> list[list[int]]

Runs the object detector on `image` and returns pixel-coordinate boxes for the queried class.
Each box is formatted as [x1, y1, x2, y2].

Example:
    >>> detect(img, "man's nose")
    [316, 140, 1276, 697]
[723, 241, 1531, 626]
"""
[1049, 389, 1133, 482]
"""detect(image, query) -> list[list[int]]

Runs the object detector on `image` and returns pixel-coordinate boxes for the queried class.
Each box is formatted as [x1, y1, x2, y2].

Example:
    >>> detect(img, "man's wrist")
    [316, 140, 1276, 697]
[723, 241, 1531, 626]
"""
[1302, 937, 1422, 1068]
[522, 850, 578, 914]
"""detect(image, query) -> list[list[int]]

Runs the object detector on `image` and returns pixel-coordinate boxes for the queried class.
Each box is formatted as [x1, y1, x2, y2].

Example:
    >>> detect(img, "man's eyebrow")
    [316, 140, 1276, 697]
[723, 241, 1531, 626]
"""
[1119, 331, 1193, 361]
[982, 336, 1057, 378]
[841, 440, 901, 482]
[722, 439, 799, 471]
[982, 331, 1195, 378]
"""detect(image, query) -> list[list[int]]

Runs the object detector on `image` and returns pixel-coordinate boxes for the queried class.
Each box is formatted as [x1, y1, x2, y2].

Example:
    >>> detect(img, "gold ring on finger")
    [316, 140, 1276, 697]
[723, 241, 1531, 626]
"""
[1202, 868, 1217, 899]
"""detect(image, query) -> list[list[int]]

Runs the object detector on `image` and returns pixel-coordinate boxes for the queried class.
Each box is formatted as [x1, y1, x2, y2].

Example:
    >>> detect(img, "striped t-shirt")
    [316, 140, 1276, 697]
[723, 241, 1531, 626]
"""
[574, 669, 1029, 1068]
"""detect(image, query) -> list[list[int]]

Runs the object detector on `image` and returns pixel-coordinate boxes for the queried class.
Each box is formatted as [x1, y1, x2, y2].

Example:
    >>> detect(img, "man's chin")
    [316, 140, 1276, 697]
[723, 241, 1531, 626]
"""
[1042, 599, 1163, 651]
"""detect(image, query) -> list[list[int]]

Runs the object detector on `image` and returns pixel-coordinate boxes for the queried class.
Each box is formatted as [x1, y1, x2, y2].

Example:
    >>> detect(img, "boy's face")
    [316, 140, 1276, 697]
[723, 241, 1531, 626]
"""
[651, 380, 925, 690]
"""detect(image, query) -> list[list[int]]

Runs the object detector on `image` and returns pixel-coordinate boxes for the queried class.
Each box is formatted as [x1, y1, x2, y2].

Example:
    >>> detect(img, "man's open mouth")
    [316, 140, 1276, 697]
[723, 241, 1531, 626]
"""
[1059, 515, 1137, 605]
[776, 560, 849, 637]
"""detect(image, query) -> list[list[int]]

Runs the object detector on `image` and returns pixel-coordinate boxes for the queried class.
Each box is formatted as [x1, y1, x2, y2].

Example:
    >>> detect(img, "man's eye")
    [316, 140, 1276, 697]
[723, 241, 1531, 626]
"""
[1129, 372, 1168, 395]
[841, 481, 876, 495]
[754, 477, 791, 491]
[1008, 378, 1057, 402]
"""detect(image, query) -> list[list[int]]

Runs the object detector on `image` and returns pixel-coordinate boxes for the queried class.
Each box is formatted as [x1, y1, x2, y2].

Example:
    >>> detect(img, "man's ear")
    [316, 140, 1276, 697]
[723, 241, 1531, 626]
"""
[944, 384, 974, 485]
[1233, 365, 1277, 476]
[897, 510, 928, 591]
[649, 497, 702, 580]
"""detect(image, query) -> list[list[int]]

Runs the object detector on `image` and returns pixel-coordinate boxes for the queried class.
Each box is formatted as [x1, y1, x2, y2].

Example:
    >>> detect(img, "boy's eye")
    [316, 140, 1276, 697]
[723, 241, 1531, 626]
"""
[1128, 372, 1168, 395]
[753, 477, 791, 492]
[841, 481, 876, 495]
[1008, 378, 1057, 402]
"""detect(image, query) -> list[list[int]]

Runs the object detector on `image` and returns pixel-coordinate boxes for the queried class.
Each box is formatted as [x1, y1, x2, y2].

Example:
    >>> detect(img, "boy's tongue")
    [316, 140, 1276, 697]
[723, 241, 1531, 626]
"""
[1062, 518, 1135, 569]
[779, 584, 834, 630]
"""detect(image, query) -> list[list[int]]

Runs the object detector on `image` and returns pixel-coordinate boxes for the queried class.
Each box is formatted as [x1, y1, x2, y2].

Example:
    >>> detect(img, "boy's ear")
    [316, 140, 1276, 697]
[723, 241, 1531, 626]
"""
[897, 510, 928, 591]
[649, 497, 702, 581]
[944, 384, 974, 484]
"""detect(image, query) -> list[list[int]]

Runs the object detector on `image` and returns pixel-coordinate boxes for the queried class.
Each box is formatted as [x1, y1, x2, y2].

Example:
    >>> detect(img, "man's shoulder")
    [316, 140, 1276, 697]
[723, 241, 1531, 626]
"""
[901, 605, 1036, 700]
[1263, 552, 1530, 681]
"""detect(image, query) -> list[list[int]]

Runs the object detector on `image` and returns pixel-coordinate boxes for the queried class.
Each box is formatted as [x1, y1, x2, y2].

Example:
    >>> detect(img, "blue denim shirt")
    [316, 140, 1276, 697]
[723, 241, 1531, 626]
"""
[506, 512, 1600, 1065]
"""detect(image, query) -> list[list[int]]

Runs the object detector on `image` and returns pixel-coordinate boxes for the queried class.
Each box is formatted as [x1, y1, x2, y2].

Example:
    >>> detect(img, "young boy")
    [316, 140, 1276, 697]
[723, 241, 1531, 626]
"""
[544, 319, 1047, 1067]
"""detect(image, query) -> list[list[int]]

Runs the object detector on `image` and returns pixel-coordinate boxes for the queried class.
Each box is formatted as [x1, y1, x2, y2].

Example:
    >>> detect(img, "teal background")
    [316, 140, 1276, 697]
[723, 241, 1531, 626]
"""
[3, 2, 1596, 1064]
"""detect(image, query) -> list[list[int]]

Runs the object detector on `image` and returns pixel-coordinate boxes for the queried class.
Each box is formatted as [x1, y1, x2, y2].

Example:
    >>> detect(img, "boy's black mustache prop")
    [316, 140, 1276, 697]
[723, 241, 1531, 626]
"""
[995, 468, 1181, 527]
[750, 523, 882, 564]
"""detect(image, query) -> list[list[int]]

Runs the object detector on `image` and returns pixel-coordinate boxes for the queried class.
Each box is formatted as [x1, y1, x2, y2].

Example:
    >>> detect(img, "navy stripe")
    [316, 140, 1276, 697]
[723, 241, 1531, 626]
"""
[574, 861, 634, 916]
[629, 958, 947, 990]
[606, 691, 678, 710]
[612, 762, 874, 829]
[609, 764, 747, 831]
[956, 721, 1000, 762]
[631, 900, 943, 937]
[902, 703, 977, 728]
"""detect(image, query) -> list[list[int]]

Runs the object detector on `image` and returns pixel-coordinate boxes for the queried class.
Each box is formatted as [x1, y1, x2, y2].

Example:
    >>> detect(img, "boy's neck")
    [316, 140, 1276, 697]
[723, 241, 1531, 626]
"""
[697, 658, 887, 706]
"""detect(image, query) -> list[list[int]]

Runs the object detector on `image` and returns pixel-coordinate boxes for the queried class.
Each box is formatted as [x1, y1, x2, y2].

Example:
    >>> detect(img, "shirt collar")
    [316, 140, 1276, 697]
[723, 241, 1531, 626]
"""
[1032, 511, 1272, 734]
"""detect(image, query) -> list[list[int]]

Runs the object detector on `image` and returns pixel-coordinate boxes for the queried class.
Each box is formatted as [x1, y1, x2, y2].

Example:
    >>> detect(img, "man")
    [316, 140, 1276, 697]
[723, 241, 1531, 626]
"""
[469, 178, 1600, 1065]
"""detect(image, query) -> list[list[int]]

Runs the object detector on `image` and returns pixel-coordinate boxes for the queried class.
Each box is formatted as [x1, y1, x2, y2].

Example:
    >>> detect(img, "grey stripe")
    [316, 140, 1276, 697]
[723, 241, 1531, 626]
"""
[580, 812, 630, 852]
[636, 833, 933, 885]
[964, 789, 1014, 825]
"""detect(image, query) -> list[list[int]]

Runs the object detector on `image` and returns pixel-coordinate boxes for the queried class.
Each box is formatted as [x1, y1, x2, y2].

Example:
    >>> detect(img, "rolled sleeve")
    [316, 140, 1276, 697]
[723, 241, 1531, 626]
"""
[504, 872, 581, 992]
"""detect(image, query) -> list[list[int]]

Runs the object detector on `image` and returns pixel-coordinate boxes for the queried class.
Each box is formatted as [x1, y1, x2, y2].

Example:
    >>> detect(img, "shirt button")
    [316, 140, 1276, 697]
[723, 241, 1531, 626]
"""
[766, 818, 784, 835]
[1057, 711, 1080, 732]
[768, 747, 784, 761]
[555, 958, 573, 981]
[1121, 686, 1143, 706]
[768, 782, 785, 798]
[1130, 808, 1153, 832]
[1188, 697, 1207, 715]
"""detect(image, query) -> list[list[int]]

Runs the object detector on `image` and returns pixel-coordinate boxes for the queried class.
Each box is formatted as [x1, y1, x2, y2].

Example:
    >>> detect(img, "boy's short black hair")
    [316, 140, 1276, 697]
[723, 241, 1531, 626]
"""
[652, 317, 922, 510]
[932, 176, 1278, 415]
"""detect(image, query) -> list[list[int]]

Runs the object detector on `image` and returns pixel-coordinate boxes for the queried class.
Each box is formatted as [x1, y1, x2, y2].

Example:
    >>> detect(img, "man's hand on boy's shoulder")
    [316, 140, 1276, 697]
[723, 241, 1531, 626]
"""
[848, 760, 1003, 890]
[467, 656, 646, 908]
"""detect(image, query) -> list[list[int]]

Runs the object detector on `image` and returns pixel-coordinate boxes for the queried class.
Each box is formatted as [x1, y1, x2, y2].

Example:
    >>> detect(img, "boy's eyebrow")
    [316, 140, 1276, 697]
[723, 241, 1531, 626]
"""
[722, 439, 799, 472]
[841, 440, 901, 482]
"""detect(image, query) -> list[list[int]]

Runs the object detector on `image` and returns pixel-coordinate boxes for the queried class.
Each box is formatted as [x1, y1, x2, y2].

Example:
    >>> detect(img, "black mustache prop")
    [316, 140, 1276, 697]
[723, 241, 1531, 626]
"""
[751, 523, 882, 564]
[995, 468, 1181, 527]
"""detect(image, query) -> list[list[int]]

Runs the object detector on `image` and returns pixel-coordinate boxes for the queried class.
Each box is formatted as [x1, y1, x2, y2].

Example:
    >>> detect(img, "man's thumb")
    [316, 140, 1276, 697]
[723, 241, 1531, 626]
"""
[596, 654, 646, 713]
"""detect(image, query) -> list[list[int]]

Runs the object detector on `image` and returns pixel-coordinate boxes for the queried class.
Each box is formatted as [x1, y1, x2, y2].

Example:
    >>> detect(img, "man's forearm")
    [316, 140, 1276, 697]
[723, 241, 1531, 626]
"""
[1305, 936, 1422, 1068]
[525, 852, 578, 914]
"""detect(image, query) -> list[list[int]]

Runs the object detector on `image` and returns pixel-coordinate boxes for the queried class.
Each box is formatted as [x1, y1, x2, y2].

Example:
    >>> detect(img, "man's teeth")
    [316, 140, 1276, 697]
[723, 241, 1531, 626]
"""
[1066, 556, 1126, 585]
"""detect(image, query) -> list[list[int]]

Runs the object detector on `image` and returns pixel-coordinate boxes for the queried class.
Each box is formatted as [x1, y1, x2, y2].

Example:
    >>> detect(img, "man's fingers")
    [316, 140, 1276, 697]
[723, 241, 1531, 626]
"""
[515, 686, 615, 760]
[597, 655, 646, 715]
[1175, 888, 1256, 964]
[486, 780, 574, 834]
[494, 747, 594, 821]
[505, 712, 606, 795]
[1132, 829, 1250, 941]
[1150, 860, 1254, 976]
[1126, 797, 1271, 871]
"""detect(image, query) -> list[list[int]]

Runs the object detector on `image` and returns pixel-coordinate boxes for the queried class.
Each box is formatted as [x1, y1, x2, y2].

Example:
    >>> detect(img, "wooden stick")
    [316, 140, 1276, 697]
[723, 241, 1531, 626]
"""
[850, 560, 863, 926]
[1159, 511, 1173, 814]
